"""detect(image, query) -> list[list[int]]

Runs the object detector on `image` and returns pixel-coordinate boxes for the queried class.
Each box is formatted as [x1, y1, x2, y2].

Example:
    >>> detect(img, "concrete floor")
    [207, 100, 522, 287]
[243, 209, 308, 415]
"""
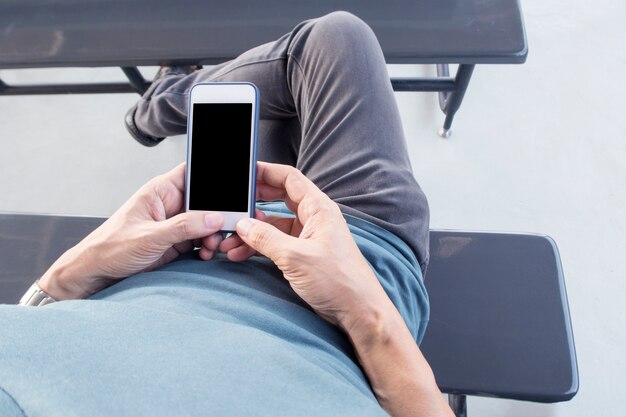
[1, 0, 625, 415]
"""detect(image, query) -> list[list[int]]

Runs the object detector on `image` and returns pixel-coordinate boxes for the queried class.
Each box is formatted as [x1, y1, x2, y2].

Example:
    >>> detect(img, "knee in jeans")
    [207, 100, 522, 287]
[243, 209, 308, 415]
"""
[308, 11, 377, 51]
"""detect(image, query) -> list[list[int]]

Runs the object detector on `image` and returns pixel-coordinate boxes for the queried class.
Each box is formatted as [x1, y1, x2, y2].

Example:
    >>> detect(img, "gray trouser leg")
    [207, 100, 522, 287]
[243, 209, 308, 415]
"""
[135, 12, 430, 271]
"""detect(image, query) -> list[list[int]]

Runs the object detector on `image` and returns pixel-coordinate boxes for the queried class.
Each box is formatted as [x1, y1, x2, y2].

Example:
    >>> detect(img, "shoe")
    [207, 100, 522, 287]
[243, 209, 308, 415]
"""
[154, 64, 202, 80]
[125, 104, 165, 147]
[124, 64, 202, 147]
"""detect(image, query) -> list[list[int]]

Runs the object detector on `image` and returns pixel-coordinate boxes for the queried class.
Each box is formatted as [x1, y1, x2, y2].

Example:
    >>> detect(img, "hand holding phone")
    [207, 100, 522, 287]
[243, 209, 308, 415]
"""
[185, 82, 259, 231]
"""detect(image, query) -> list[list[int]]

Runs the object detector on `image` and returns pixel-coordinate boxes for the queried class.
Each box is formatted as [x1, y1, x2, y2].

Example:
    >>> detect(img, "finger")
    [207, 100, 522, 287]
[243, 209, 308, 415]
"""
[254, 208, 267, 221]
[255, 163, 316, 204]
[222, 213, 296, 259]
[198, 246, 215, 261]
[149, 163, 187, 218]
[160, 244, 188, 265]
[256, 183, 286, 202]
[219, 233, 245, 253]
[256, 162, 334, 222]
[219, 234, 257, 261]
[255, 184, 299, 216]
[218, 209, 266, 252]
[173, 240, 195, 255]
[202, 233, 224, 251]
[265, 215, 297, 236]
[161, 162, 187, 193]
[289, 217, 304, 237]
[226, 244, 257, 262]
[256, 162, 330, 203]
[236, 217, 299, 262]
[158, 211, 224, 246]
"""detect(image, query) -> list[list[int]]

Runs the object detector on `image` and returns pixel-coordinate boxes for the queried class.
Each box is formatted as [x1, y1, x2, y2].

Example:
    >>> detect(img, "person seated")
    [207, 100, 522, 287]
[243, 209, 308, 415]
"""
[0, 12, 451, 417]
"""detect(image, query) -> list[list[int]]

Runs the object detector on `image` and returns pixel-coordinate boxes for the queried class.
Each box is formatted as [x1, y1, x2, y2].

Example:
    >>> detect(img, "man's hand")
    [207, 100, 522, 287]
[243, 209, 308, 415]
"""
[226, 162, 453, 417]
[223, 162, 391, 331]
[39, 163, 224, 300]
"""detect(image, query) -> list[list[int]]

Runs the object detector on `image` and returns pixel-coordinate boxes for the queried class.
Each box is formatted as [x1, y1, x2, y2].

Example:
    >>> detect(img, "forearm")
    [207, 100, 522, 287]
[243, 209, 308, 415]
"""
[38, 243, 103, 300]
[345, 300, 454, 417]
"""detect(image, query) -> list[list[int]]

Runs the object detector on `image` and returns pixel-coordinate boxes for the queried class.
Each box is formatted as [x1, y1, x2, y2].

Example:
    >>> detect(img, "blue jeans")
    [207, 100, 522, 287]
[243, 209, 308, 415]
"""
[135, 11, 430, 272]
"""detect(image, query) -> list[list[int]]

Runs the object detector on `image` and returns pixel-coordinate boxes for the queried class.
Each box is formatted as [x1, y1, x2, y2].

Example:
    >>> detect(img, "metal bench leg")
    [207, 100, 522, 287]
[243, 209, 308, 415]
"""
[121, 67, 149, 95]
[437, 64, 451, 110]
[437, 64, 475, 138]
[448, 394, 467, 417]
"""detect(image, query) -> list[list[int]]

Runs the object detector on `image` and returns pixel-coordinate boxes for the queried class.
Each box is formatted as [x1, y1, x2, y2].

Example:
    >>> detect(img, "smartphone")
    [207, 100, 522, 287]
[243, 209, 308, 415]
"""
[185, 82, 259, 231]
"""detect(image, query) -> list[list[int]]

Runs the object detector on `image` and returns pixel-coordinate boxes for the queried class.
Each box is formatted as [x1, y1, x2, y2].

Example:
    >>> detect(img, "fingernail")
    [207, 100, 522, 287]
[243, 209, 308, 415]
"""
[210, 233, 223, 247]
[204, 213, 222, 229]
[237, 218, 253, 237]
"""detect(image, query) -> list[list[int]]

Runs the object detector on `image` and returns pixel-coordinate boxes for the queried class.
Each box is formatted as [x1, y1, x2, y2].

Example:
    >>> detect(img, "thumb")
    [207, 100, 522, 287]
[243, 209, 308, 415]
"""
[158, 211, 224, 246]
[236, 217, 297, 261]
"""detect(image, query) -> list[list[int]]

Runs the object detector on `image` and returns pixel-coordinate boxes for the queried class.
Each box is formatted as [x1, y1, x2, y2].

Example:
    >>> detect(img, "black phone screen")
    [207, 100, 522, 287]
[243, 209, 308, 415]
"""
[188, 103, 252, 212]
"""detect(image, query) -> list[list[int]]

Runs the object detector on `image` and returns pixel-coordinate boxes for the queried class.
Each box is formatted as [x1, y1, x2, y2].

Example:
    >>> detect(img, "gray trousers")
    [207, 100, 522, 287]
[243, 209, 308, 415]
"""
[135, 12, 430, 272]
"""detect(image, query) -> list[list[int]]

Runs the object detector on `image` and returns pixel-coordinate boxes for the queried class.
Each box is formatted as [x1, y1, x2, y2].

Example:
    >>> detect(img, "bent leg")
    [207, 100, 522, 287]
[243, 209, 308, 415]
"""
[285, 13, 429, 270]
[288, 12, 429, 267]
[135, 12, 429, 269]
[135, 34, 302, 165]
[135, 39, 298, 135]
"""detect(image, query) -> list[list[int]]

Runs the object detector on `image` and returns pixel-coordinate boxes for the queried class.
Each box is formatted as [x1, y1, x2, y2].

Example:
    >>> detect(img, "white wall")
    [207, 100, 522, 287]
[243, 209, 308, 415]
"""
[1, 0, 625, 415]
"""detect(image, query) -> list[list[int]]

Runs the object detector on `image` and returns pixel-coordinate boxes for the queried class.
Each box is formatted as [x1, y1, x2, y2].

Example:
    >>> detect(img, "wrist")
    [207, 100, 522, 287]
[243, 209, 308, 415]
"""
[336, 263, 397, 345]
[345, 302, 447, 415]
[341, 298, 398, 354]
[39, 245, 100, 300]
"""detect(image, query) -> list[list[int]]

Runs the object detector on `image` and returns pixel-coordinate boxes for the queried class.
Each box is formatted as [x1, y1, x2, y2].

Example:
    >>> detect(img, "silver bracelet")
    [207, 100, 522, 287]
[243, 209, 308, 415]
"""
[19, 280, 57, 307]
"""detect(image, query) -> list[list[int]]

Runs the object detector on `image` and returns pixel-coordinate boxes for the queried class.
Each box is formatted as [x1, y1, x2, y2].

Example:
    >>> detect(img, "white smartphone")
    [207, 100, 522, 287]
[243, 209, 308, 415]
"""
[185, 82, 259, 231]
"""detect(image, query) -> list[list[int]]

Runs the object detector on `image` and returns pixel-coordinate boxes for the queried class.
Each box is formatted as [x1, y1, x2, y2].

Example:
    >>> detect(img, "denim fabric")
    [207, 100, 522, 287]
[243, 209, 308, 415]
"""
[135, 11, 430, 273]
[0, 205, 427, 417]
